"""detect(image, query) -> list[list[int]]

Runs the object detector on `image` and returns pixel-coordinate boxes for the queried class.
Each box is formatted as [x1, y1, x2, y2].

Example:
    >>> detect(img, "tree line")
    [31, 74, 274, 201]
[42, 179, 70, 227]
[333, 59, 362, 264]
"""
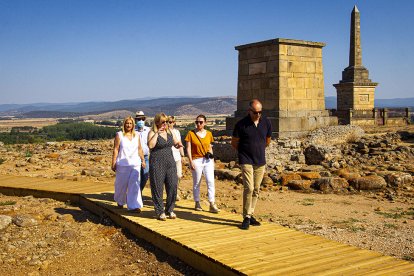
[0, 122, 118, 144]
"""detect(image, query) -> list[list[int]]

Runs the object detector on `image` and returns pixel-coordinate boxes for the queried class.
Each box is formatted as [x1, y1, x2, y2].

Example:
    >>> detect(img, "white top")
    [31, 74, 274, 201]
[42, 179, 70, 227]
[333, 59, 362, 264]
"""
[136, 125, 150, 156]
[171, 128, 182, 161]
[116, 131, 141, 167]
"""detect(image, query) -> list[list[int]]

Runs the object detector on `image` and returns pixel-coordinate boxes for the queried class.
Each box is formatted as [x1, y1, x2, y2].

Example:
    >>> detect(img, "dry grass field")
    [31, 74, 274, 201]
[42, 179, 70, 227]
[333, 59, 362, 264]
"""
[0, 118, 58, 132]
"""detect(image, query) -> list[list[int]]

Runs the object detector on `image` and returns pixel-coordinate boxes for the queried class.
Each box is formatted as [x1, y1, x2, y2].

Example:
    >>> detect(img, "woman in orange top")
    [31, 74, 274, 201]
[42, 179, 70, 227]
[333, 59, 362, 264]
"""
[185, 114, 219, 213]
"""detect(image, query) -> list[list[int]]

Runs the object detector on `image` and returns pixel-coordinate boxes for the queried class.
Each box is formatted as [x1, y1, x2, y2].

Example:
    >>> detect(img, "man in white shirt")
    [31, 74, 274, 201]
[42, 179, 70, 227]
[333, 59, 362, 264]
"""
[135, 111, 150, 191]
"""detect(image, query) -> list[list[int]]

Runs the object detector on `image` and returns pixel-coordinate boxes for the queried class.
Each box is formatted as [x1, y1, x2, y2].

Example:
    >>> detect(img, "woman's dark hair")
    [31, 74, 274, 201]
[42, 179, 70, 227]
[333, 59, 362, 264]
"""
[196, 114, 207, 122]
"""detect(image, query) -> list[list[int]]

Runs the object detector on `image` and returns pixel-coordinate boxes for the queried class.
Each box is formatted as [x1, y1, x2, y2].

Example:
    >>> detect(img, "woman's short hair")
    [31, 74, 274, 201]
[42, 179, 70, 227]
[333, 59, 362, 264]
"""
[151, 113, 171, 134]
[122, 116, 136, 136]
[168, 115, 175, 122]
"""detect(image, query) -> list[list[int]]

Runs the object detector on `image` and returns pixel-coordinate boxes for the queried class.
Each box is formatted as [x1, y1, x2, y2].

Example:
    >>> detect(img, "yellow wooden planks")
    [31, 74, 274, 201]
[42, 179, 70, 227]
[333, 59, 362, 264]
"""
[1, 175, 414, 275]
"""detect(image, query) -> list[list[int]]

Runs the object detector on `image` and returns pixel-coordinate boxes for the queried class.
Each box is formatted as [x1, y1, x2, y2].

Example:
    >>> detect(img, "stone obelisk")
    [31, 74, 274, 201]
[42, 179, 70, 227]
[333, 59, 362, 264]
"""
[334, 6, 378, 124]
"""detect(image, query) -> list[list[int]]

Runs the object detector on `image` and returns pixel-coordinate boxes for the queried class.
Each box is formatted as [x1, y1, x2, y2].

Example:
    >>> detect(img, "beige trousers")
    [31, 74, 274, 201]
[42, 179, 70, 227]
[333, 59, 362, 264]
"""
[241, 164, 265, 218]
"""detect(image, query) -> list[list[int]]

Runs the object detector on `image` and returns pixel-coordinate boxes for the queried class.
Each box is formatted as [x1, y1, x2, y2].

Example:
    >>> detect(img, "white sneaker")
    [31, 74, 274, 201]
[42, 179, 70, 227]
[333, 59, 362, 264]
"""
[209, 202, 220, 213]
[158, 213, 167, 221]
[168, 212, 177, 219]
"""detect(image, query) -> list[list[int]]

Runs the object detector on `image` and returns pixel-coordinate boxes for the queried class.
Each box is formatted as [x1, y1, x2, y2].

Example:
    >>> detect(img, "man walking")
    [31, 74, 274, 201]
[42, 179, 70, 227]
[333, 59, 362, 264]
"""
[231, 99, 272, 230]
[135, 111, 150, 191]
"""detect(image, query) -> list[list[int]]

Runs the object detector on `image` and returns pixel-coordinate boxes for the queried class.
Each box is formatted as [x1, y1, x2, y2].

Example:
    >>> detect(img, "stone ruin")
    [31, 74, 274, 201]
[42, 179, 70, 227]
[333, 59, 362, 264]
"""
[333, 6, 410, 126]
[226, 6, 409, 138]
[226, 38, 337, 138]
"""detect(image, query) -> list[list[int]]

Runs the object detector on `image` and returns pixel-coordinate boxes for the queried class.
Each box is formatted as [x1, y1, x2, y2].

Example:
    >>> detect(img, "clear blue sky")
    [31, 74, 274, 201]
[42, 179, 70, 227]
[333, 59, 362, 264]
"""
[1, 0, 413, 104]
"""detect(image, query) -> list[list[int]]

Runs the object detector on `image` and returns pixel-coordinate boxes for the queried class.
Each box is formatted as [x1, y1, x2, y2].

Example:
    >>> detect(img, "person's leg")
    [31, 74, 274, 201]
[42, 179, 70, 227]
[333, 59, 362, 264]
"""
[149, 165, 165, 217]
[250, 165, 266, 215]
[241, 164, 254, 218]
[192, 158, 204, 202]
[175, 160, 182, 201]
[203, 158, 215, 203]
[114, 166, 128, 206]
[164, 165, 178, 216]
[140, 156, 149, 191]
[126, 166, 143, 210]
[176, 159, 182, 179]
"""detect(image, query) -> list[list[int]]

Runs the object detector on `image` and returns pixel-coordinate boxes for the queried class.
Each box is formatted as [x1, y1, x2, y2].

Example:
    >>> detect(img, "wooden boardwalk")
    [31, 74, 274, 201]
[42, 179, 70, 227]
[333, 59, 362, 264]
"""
[1, 175, 413, 275]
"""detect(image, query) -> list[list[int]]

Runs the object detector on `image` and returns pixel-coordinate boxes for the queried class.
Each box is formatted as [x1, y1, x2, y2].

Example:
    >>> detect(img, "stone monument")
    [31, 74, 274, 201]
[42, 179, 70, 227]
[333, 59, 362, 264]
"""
[226, 38, 337, 137]
[333, 6, 378, 124]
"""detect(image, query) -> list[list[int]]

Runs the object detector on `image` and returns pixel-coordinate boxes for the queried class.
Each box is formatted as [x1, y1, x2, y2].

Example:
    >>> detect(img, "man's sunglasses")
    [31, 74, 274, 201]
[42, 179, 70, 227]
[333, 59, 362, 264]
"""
[250, 110, 262, 115]
[195, 121, 204, 124]
[169, 121, 174, 124]
[135, 118, 146, 121]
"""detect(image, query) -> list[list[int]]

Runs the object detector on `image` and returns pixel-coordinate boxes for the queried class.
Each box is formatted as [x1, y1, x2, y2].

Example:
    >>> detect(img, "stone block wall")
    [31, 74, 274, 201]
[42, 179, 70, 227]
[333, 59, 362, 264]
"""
[234, 39, 326, 116]
[335, 83, 376, 111]
[278, 42, 325, 113]
[228, 38, 337, 137]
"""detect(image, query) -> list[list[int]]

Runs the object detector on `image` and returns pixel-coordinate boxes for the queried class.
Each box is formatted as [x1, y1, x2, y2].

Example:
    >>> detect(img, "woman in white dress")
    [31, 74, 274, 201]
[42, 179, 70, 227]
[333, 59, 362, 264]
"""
[111, 116, 146, 212]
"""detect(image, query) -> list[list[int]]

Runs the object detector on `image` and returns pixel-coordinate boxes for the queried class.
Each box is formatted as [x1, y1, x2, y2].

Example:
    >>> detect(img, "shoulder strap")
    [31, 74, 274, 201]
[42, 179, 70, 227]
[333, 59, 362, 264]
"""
[192, 130, 207, 155]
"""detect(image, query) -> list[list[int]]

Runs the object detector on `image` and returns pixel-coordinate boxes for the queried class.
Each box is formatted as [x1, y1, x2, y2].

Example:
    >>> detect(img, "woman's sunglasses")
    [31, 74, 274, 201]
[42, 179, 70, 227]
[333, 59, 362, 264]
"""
[169, 121, 174, 124]
[195, 121, 204, 124]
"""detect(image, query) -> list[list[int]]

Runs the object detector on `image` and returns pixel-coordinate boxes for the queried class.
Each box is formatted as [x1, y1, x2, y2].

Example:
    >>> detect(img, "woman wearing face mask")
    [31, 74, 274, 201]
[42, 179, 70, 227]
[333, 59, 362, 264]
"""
[147, 113, 183, 220]
[185, 114, 219, 213]
[111, 116, 146, 212]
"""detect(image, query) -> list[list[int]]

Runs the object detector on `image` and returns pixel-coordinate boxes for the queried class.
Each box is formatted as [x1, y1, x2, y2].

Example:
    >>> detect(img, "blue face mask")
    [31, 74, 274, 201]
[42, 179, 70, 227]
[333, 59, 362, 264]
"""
[136, 121, 145, 128]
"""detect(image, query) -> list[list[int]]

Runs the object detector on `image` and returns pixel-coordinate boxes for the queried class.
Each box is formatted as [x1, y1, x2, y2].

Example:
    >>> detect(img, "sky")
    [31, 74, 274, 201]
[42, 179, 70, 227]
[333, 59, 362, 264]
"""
[1, 0, 413, 104]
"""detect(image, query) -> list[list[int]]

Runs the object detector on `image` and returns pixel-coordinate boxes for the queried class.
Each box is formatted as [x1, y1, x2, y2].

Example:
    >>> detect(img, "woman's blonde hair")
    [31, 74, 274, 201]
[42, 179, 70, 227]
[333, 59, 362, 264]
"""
[151, 113, 171, 134]
[122, 116, 136, 136]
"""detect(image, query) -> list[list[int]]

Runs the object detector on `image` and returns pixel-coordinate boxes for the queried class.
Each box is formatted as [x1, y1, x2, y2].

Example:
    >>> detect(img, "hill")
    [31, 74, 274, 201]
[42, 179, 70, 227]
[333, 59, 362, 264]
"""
[1, 96, 413, 118]
[0, 96, 237, 117]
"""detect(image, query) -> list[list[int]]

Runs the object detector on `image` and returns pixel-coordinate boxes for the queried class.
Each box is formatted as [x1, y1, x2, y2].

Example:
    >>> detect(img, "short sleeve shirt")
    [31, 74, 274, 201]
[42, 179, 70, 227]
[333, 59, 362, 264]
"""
[185, 130, 214, 160]
[135, 126, 150, 156]
[232, 115, 272, 166]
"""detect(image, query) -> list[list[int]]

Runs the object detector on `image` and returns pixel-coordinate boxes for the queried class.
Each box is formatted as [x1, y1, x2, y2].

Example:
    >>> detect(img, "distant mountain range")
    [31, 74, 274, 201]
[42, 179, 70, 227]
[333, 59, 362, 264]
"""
[1, 96, 413, 118]
[0, 97, 237, 118]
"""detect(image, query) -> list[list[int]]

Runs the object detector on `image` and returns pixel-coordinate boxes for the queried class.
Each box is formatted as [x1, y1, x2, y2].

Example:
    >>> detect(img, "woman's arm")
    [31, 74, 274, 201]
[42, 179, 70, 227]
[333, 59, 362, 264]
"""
[111, 134, 121, 172]
[179, 145, 185, 157]
[171, 130, 183, 149]
[209, 132, 214, 154]
[147, 130, 157, 149]
[186, 141, 195, 170]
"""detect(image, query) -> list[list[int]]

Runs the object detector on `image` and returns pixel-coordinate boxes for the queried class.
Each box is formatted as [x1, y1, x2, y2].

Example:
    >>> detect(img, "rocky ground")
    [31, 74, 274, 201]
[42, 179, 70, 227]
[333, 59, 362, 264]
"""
[0, 125, 413, 274]
[0, 194, 203, 275]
